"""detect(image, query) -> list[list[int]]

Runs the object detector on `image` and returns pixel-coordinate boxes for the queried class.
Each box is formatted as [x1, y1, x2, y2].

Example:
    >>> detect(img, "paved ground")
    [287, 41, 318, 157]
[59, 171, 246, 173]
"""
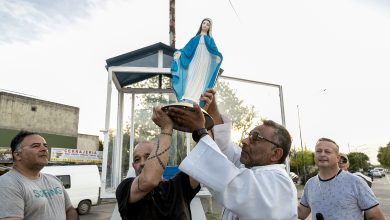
[81, 174, 390, 220]
[371, 174, 390, 218]
[79, 199, 116, 220]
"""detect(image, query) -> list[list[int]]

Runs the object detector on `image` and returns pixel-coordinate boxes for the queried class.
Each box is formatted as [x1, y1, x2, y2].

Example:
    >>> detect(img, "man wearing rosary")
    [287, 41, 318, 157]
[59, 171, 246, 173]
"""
[115, 106, 200, 220]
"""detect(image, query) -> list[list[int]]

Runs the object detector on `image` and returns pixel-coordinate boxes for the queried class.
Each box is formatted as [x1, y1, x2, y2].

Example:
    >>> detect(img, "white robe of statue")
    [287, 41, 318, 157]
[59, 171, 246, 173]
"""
[182, 35, 212, 103]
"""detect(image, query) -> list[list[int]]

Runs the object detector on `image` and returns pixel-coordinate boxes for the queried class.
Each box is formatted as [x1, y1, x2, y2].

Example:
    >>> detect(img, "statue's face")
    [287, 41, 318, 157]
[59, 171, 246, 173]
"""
[201, 20, 211, 33]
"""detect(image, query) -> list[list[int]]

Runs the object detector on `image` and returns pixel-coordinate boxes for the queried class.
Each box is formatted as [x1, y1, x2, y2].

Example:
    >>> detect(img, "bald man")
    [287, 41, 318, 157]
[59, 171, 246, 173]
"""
[115, 106, 200, 220]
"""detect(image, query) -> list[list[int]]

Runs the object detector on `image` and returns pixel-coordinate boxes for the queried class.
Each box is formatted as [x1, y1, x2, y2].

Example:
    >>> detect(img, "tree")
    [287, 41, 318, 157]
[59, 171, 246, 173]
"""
[289, 148, 315, 172]
[125, 78, 257, 165]
[216, 81, 257, 141]
[348, 152, 370, 172]
[130, 77, 185, 165]
[377, 142, 390, 168]
[289, 147, 315, 184]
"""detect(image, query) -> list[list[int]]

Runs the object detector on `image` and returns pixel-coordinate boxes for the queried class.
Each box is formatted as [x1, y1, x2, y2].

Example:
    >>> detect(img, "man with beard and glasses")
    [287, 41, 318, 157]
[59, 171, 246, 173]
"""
[0, 130, 78, 220]
[165, 89, 297, 220]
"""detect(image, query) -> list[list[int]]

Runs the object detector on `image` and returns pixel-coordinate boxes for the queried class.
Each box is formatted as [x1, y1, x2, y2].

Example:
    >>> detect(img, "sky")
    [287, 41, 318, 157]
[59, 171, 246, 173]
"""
[1, 0, 390, 164]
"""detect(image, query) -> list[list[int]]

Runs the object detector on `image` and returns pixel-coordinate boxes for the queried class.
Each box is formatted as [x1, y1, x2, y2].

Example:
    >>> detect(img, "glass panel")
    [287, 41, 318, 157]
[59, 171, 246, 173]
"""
[104, 87, 118, 192]
[163, 53, 173, 68]
[216, 78, 282, 144]
[125, 75, 171, 89]
[121, 92, 189, 176]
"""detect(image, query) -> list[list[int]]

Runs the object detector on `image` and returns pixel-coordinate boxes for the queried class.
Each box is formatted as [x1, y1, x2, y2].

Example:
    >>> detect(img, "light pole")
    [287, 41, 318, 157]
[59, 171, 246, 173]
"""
[297, 105, 306, 183]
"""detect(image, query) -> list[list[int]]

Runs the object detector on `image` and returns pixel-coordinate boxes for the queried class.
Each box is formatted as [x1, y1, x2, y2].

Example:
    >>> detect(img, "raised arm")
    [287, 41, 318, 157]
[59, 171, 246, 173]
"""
[179, 135, 297, 219]
[128, 106, 173, 203]
[201, 89, 223, 126]
[201, 89, 241, 166]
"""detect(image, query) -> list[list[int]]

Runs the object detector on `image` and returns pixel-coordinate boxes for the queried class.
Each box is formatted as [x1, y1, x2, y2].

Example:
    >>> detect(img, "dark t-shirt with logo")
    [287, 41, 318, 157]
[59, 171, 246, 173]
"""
[116, 172, 200, 220]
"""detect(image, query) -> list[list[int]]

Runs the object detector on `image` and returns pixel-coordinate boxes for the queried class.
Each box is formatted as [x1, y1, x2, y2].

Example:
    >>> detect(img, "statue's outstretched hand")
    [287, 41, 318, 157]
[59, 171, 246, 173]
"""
[174, 51, 181, 60]
[216, 56, 221, 64]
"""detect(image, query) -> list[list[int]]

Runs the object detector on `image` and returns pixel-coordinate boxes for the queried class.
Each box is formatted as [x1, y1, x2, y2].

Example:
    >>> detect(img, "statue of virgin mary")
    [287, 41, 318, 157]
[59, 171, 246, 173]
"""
[171, 18, 223, 107]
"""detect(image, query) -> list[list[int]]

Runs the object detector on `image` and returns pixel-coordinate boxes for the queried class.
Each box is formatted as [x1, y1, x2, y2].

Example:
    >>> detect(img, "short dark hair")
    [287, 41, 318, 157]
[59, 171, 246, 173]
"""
[10, 130, 39, 159]
[317, 137, 339, 151]
[262, 120, 292, 163]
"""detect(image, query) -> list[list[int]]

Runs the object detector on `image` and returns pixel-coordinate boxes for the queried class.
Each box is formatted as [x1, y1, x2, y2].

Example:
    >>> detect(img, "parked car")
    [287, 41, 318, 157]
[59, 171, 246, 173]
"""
[42, 165, 101, 215]
[373, 168, 386, 177]
[371, 170, 382, 178]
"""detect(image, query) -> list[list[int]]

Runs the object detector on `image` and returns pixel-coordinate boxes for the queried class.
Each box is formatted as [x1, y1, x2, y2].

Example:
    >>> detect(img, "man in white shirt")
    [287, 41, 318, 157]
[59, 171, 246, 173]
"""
[166, 89, 297, 220]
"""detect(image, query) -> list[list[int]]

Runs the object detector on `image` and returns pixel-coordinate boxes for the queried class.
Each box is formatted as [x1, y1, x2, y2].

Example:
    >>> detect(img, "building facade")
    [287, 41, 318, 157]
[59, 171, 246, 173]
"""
[0, 91, 98, 152]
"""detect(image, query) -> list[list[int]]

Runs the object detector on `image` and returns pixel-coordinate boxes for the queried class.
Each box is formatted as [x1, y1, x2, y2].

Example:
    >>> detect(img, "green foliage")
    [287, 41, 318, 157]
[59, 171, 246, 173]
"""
[98, 140, 103, 151]
[289, 148, 315, 178]
[216, 81, 257, 140]
[377, 142, 390, 168]
[348, 152, 370, 172]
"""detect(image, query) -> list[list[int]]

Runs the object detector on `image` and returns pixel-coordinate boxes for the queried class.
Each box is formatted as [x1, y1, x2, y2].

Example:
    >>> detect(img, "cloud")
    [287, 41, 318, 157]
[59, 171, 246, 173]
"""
[0, 0, 105, 44]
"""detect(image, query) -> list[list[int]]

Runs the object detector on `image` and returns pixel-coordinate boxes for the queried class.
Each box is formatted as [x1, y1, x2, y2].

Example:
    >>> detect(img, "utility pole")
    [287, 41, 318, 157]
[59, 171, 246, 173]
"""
[295, 147, 299, 175]
[297, 105, 306, 183]
[169, 0, 176, 48]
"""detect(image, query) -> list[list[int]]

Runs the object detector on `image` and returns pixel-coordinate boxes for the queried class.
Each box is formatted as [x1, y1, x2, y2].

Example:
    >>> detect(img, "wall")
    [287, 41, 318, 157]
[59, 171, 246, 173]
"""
[0, 92, 79, 137]
[0, 92, 78, 148]
[77, 133, 99, 151]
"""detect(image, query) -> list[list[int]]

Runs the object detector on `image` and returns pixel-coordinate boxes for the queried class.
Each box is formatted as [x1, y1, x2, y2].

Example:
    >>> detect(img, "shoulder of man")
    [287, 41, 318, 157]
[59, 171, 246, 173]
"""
[0, 170, 21, 186]
[39, 172, 66, 185]
[342, 171, 370, 185]
[303, 175, 318, 187]
[340, 170, 362, 181]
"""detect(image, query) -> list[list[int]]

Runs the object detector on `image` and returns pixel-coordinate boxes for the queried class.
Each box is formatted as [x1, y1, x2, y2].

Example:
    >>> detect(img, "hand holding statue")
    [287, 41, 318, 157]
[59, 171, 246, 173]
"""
[152, 106, 173, 132]
[167, 104, 206, 132]
[199, 88, 216, 112]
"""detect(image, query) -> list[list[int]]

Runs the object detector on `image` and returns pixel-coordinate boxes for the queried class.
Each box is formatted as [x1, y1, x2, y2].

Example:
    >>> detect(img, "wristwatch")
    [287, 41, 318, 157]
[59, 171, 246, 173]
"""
[192, 128, 208, 142]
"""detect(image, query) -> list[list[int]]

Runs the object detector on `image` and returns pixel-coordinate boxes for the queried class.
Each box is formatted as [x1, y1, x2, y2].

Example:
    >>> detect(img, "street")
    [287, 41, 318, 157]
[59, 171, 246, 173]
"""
[372, 175, 390, 218]
[80, 199, 116, 220]
[81, 175, 390, 220]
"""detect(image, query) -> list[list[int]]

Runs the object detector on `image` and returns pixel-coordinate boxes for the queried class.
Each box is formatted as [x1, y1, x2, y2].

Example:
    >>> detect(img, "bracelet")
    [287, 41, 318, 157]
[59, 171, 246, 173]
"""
[161, 132, 172, 136]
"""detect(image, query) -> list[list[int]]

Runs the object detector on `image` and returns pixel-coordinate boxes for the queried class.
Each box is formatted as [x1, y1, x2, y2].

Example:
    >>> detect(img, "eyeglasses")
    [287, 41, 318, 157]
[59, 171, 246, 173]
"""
[338, 158, 348, 164]
[248, 131, 281, 148]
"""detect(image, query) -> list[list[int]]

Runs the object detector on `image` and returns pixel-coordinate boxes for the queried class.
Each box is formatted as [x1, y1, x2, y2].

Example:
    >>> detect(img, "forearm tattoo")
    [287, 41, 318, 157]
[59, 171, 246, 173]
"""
[147, 137, 170, 170]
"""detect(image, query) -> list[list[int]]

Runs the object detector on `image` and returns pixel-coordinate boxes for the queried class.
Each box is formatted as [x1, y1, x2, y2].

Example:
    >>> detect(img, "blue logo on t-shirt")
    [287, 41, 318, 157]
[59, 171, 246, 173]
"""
[33, 187, 63, 198]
